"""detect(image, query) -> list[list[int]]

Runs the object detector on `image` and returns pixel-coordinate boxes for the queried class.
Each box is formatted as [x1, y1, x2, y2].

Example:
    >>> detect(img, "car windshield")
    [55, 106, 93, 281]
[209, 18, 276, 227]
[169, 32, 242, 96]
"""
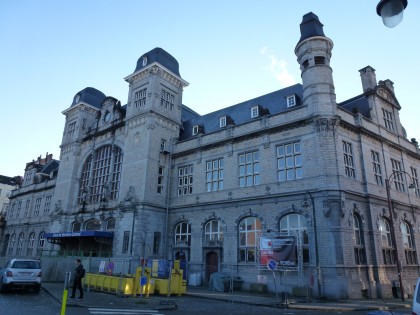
[11, 261, 41, 269]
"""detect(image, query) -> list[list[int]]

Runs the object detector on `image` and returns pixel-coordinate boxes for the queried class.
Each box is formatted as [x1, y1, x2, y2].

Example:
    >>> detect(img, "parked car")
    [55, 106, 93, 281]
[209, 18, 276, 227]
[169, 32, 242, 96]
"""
[0, 258, 42, 293]
[413, 277, 420, 315]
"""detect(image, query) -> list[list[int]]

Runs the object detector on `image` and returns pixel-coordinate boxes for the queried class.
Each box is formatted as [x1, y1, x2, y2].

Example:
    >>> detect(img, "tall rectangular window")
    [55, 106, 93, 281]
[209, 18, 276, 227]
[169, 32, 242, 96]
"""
[277, 142, 302, 181]
[411, 167, 420, 196]
[371, 151, 383, 186]
[24, 200, 30, 217]
[122, 231, 130, 254]
[153, 232, 161, 255]
[382, 108, 394, 132]
[343, 141, 355, 178]
[134, 88, 147, 108]
[157, 166, 164, 194]
[43, 195, 52, 215]
[239, 151, 260, 187]
[161, 89, 174, 110]
[67, 121, 76, 140]
[177, 165, 193, 196]
[206, 158, 224, 192]
[33, 198, 42, 216]
[24, 172, 33, 186]
[391, 158, 405, 192]
[16, 201, 22, 218]
[8, 203, 15, 220]
[287, 95, 296, 107]
[219, 116, 226, 127]
[251, 106, 259, 118]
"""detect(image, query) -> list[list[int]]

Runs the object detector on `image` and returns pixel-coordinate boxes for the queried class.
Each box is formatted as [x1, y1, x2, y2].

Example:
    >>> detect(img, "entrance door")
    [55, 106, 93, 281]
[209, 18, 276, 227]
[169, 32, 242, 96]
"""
[205, 252, 218, 281]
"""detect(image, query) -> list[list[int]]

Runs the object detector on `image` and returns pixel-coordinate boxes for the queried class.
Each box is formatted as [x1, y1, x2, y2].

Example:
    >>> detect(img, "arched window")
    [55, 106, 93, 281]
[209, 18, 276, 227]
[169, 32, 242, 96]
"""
[401, 221, 417, 265]
[280, 213, 309, 263]
[205, 220, 223, 243]
[78, 145, 123, 204]
[238, 217, 261, 263]
[106, 218, 116, 231]
[174, 222, 191, 246]
[16, 233, 24, 256]
[353, 214, 365, 265]
[8, 233, 16, 256]
[86, 219, 102, 231]
[27, 232, 36, 256]
[72, 221, 81, 232]
[379, 218, 395, 265]
[37, 232, 45, 255]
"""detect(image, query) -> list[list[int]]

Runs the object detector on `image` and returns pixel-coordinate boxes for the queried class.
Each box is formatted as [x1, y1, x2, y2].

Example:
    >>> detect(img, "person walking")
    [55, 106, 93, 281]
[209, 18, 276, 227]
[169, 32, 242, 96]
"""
[69, 258, 84, 300]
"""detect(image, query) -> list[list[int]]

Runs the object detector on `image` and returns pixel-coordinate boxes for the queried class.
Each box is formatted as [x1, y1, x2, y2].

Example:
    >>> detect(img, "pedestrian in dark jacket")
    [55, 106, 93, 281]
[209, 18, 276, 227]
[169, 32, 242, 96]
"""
[69, 259, 84, 299]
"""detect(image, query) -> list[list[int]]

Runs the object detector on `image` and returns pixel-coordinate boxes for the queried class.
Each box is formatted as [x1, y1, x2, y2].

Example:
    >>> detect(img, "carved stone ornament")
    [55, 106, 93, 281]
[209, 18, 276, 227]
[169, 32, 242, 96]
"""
[314, 117, 339, 133]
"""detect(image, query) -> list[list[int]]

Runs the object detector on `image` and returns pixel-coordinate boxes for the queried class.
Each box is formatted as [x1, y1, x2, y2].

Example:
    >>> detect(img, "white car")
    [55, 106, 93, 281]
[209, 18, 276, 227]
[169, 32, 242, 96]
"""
[413, 277, 420, 315]
[0, 258, 42, 293]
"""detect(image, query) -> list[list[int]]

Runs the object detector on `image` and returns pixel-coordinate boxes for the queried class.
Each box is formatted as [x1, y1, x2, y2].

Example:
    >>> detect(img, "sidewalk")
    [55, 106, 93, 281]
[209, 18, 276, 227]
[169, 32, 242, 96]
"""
[42, 282, 412, 312]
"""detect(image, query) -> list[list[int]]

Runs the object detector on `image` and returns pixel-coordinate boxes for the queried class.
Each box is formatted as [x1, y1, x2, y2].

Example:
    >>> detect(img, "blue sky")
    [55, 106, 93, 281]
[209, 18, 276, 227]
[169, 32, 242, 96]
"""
[1, 1, 418, 177]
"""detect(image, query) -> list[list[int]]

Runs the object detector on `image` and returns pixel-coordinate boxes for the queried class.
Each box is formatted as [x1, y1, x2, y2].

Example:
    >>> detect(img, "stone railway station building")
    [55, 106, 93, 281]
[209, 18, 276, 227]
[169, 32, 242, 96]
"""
[2, 13, 420, 299]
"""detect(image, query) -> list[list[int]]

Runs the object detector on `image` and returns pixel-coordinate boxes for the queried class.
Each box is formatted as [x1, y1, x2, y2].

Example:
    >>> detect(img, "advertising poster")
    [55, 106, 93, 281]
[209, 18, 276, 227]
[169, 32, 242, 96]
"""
[259, 235, 296, 268]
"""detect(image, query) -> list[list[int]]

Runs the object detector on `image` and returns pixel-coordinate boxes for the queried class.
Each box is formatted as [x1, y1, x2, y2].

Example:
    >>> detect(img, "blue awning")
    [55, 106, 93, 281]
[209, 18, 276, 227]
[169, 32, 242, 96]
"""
[45, 231, 114, 245]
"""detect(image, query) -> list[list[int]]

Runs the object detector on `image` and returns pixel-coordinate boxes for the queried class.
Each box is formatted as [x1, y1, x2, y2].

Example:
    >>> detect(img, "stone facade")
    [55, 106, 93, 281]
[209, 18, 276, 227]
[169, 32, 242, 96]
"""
[2, 13, 420, 300]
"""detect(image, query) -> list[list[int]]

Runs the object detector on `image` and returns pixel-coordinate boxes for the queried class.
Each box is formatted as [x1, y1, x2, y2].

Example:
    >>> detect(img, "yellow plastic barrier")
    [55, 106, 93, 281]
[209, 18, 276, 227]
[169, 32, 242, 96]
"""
[85, 273, 134, 295]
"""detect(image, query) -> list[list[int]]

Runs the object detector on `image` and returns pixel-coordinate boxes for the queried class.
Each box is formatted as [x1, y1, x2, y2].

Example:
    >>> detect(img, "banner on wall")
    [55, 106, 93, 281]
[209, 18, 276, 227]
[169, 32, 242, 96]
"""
[259, 235, 296, 268]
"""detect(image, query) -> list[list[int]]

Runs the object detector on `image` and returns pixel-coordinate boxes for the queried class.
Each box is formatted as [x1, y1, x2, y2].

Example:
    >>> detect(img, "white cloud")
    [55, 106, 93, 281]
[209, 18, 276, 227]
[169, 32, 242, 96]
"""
[260, 47, 296, 87]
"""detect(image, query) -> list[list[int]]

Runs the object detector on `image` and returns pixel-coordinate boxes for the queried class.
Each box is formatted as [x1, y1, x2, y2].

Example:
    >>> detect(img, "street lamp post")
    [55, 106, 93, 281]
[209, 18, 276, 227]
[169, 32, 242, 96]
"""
[384, 170, 415, 302]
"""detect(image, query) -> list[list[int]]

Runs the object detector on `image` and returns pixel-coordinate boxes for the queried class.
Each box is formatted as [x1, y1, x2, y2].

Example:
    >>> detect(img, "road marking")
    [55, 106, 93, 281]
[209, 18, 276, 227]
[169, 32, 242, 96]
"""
[89, 308, 162, 315]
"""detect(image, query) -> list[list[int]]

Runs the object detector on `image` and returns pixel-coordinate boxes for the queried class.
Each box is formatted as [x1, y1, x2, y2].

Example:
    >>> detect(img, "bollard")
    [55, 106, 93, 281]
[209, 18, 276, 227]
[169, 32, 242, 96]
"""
[61, 271, 71, 315]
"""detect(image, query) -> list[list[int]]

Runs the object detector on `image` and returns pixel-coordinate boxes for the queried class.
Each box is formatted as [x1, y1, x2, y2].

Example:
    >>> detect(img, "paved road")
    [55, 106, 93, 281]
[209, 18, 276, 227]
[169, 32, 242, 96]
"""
[0, 288, 412, 315]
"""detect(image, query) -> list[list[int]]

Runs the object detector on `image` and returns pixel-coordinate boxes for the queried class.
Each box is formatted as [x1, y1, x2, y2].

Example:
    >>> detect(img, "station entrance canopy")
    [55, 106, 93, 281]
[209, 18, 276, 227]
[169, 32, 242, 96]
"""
[45, 231, 114, 246]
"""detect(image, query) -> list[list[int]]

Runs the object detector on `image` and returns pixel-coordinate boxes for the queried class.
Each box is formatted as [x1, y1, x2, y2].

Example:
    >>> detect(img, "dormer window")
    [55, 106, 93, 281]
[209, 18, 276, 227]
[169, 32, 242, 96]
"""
[192, 125, 199, 136]
[220, 116, 226, 128]
[251, 106, 259, 118]
[287, 95, 296, 107]
[142, 56, 147, 66]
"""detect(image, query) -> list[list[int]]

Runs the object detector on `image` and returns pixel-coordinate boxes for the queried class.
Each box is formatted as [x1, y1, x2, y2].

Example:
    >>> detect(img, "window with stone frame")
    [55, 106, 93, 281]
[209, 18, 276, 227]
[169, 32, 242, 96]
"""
[287, 95, 296, 107]
[24, 199, 30, 217]
[16, 233, 24, 256]
[27, 232, 36, 256]
[177, 165, 193, 196]
[280, 213, 309, 263]
[157, 166, 164, 194]
[86, 219, 101, 231]
[342, 141, 355, 178]
[8, 203, 15, 220]
[382, 108, 394, 132]
[410, 167, 420, 196]
[175, 222, 191, 246]
[239, 151, 260, 187]
[78, 145, 123, 204]
[205, 220, 224, 243]
[238, 217, 261, 263]
[8, 233, 16, 256]
[161, 89, 174, 110]
[353, 213, 366, 265]
[134, 88, 147, 108]
[401, 221, 417, 265]
[43, 195, 52, 215]
[391, 158, 405, 192]
[33, 197, 42, 216]
[72, 221, 81, 232]
[206, 158, 224, 192]
[379, 218, 395, 265]
[251, 106, 259, 118]
[16, 201, 22, 218]
[106, 218, 116, 231]
[219, 116, 227, 127]
[277, 142, 302, 181]
[371, 151, 383, 186]
[122, 231, 130, 253]
[67, 121, 77, 141]
[37, 232, 45, 255]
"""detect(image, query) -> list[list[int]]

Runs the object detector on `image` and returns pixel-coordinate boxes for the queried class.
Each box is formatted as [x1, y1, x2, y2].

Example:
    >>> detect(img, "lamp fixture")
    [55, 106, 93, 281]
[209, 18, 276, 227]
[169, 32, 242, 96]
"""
[376, 0, 408, 28]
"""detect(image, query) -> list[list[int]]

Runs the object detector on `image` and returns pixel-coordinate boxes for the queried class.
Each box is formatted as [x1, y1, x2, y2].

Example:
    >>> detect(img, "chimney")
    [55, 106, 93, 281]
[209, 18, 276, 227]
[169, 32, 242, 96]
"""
[383, 79, 395, 95]
[359, 66, 377, 93]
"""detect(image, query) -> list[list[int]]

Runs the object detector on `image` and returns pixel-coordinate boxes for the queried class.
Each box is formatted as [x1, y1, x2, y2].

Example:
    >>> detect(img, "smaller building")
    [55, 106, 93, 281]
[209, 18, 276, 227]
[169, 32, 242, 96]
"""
[1, 154, 59, 257]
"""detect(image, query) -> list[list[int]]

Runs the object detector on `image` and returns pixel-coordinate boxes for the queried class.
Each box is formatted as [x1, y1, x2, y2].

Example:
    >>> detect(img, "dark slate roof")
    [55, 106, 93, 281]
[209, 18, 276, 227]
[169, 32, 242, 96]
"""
[338, 94, 371, 118]
[71, 87, 106, 109]
[134, 48, 180, 77]
[298, 12, 325, 44]
[0, 175, 16, 186]
[179, 84, 303, 141]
